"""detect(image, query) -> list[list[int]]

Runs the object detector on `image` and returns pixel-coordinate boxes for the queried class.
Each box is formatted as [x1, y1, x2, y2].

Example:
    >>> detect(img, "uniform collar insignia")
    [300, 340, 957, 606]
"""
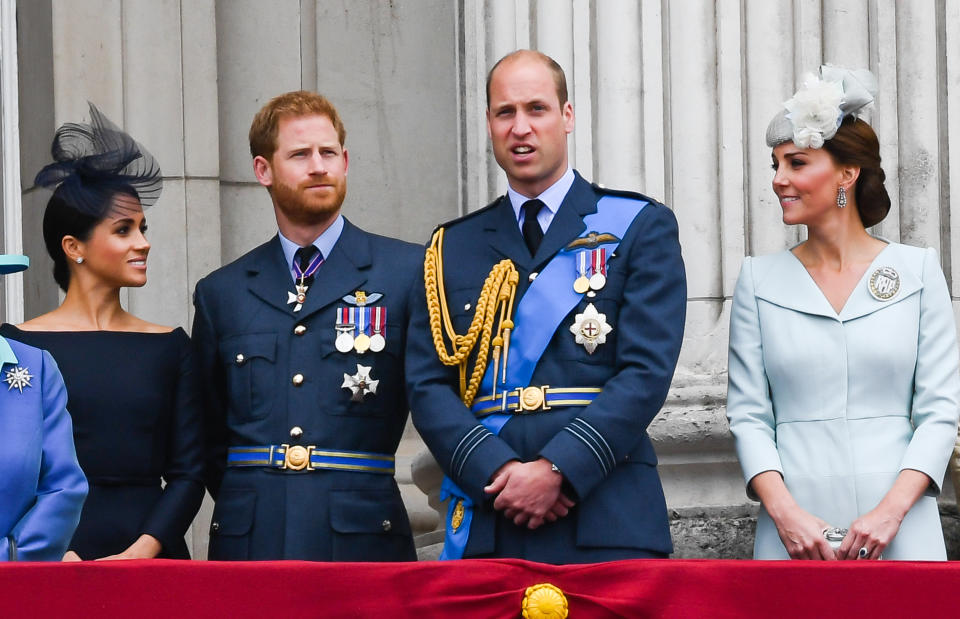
[566, 231, 620, 250]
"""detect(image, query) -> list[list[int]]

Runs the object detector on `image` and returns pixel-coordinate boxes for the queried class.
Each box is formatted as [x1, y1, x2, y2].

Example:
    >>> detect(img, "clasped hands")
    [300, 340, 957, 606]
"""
[775, 505, 900, 561]
[484, 458, 575, 530]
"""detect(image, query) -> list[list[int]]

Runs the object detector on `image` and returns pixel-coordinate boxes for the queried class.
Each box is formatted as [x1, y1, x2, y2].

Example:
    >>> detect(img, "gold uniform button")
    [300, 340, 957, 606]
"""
[294, 324, 307, 335]
[382, 519, 392, 532]
[235, 353, 245, 365]
[292, 373, 304, 386]
[290, 426, 303, 439]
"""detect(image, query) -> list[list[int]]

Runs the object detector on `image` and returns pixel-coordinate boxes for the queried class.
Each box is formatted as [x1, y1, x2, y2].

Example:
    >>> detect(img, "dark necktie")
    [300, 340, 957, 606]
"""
[521, 199, 545, 256]
[294, 245, 321, 286]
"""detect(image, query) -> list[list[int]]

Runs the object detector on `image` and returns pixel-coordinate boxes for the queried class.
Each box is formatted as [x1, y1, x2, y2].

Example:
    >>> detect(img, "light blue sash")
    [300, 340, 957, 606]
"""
[440, 195, 648, 559]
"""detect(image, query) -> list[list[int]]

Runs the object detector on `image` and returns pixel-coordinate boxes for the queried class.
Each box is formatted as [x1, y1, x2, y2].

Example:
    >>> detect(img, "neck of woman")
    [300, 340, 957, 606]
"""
[799, 204, 882, 271]
[57, 280, 129, 330]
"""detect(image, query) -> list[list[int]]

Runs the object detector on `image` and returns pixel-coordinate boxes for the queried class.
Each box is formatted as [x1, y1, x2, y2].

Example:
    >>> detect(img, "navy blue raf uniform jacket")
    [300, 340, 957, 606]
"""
[192, 218, 419, 561]
[407, 172, 686, 563]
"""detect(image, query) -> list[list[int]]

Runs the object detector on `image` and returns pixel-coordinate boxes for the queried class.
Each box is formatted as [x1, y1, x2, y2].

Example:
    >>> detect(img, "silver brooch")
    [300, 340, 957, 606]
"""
[342, 364, 379, 402]
[569, 303, 613, 354]
[3, 366, 33, 393]
[868, 266, 900, 301]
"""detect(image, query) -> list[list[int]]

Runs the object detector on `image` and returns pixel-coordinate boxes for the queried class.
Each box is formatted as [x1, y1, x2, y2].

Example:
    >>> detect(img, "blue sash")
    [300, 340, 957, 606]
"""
[440, 195, 648, 559]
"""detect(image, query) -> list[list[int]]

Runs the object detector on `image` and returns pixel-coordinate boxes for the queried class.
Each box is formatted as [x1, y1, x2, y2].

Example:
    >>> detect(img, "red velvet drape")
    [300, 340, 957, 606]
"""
[2, 558, 954, 618]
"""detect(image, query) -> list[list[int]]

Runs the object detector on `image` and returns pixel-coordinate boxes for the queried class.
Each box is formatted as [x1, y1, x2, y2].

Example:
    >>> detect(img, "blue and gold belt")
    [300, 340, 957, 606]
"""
[470, 385, 602, 417]
[227, 445, 395, 475]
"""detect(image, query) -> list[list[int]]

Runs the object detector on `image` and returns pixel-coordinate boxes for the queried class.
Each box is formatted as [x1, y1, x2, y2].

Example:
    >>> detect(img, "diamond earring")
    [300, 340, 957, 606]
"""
[75, 257, 84, 264]
[837, 186, 847, 208]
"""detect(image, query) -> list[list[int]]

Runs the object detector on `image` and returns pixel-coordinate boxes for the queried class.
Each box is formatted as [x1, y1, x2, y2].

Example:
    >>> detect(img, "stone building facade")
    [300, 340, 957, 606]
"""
[1, 0, 959, 559]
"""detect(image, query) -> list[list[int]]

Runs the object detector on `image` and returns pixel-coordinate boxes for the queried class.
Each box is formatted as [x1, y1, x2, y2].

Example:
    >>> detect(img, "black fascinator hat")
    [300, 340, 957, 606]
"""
[34, 102, 162, 216]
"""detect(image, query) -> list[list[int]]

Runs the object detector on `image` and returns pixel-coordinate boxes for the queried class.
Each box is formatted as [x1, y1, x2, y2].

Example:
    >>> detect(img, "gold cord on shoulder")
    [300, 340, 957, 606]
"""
[424, 227, 518, 406]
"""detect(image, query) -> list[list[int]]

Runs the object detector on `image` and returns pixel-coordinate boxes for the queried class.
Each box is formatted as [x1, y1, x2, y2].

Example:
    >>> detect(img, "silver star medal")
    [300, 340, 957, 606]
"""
[569, 303, 612, 354]
[3, 366, 34, 393]
[342, 364, 379, 402]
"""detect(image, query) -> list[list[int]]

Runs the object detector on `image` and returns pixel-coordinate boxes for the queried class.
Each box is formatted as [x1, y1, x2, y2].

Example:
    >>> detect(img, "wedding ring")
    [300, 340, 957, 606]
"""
[858, 547, 869, 559]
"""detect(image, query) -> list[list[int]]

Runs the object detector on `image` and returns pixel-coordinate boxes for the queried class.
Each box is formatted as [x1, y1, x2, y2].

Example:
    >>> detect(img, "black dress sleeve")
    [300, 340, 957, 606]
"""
[192, 280, 228, 499]
[139, 329, 205, 553]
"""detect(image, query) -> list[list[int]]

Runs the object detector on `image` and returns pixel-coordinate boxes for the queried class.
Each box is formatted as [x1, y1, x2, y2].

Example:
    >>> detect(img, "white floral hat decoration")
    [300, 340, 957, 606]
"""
[765, 65, 878, 149]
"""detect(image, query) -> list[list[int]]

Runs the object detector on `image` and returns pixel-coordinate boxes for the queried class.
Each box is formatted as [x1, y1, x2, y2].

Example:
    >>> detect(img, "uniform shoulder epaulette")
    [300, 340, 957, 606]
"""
[432, 195, 505, 234]
[591, 182, 665, 208]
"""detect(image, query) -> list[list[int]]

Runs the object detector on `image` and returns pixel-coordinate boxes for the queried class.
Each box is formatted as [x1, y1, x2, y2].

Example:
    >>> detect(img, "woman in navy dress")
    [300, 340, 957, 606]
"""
[0, 104, 204, 560]
[0, 253, 87, 561]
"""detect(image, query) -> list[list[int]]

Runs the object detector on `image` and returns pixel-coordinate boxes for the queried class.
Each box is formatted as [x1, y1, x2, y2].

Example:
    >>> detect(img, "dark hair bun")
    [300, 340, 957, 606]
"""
[42, 186, 100, 291]
[823, 116, 891, 228]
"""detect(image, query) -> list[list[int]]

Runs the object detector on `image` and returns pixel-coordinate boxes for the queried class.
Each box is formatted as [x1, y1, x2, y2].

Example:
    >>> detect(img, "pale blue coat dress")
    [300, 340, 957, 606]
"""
[727, 242, 960, 560]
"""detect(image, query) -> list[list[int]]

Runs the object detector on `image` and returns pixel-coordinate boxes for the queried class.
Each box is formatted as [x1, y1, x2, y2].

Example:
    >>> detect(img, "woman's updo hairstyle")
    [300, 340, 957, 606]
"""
[42, 186, 98, 291]
[34, 102, 162, 291]
[823, 115, 891, 228]
[42, 184, 140, 291]
[765, 66, 888, 227]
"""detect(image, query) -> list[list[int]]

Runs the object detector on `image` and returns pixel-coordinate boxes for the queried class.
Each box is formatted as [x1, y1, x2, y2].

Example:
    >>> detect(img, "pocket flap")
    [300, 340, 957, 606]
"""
[329, 489, 410, 535]
[213, 489, 257, 536]
[219, 333, 277, 364]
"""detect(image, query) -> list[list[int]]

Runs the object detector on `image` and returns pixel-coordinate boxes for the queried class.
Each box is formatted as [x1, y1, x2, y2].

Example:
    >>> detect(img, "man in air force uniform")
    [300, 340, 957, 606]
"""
[407, 50, 687, 563]
[192, 92, 419, 560]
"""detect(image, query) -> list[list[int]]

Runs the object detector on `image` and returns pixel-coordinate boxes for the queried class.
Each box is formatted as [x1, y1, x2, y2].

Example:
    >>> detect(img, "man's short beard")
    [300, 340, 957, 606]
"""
[272, 180, 345, 226]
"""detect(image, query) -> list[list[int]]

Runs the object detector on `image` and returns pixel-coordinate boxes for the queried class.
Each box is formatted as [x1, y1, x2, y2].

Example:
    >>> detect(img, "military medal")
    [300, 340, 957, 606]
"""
[337, 292, 386, 354]
[369, 306, 387, 352]
[354, 306, 371, 353]
[3, 365, 33, 393]
[335, 307, 356, 353]
[573, 251, 590, 294]
[287, 250, 324, 312]
[868, 266, 900, 301]
[342, 364, 379, 402]
[569, 303, 613, 354]
[589, 248, 607, 291]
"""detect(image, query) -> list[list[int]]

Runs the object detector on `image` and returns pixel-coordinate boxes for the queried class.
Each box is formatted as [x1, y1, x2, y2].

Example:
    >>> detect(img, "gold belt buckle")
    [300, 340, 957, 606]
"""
[515, 385, 551, 413]
[281, 444, 315, 471]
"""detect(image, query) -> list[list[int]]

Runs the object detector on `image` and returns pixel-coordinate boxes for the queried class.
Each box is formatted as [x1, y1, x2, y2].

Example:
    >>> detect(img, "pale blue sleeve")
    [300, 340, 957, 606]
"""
[899, 247, 960, 494]
[726, 257, 782, 500]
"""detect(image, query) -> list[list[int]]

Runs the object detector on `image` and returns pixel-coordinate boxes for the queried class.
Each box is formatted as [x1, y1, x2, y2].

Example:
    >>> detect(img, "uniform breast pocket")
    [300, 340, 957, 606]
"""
[219, 333, 277, 421]
[322, 322, 404, 418]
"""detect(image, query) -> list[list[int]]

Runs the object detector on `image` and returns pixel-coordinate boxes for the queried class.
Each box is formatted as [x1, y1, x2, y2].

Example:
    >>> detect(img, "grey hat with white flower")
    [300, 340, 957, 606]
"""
[766, 65, 878, 149]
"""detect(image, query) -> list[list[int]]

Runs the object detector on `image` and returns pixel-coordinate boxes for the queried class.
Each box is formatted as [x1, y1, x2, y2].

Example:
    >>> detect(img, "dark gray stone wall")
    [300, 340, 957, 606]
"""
[417, 502, 960, 561]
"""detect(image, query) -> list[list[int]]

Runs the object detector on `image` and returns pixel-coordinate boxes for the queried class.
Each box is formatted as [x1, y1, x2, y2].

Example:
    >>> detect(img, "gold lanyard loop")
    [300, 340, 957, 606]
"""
[424, 227, 519, 406]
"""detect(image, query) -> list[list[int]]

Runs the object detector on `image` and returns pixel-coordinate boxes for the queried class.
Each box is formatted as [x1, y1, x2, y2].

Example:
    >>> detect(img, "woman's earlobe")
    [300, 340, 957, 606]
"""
[61, 235, 82, 264]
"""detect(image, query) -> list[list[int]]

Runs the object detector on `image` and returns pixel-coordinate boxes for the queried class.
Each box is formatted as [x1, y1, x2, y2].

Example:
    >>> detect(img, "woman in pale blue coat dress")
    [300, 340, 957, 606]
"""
[727, 67, 960, 560]
[0, 254, 87, 560]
